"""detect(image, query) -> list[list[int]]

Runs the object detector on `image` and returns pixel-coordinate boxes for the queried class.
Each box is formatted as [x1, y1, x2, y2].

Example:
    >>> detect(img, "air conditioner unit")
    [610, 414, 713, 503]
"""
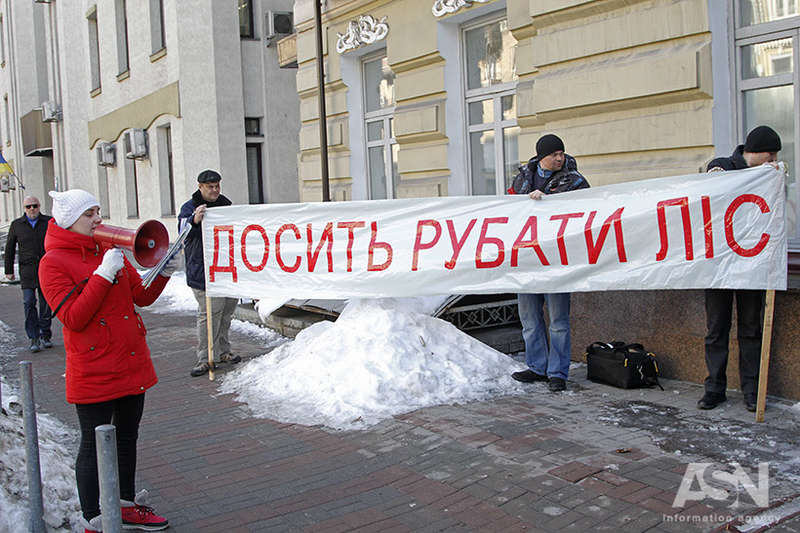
[123, 129, 148, 160]
[0, 176, 8, 193]
[265, 11, 293, 46]
[41, 101, 62, 122]
[96, 142, 116, 167]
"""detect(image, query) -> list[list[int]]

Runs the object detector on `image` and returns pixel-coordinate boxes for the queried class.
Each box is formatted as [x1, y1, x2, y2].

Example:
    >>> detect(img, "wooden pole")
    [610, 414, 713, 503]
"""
[205, 292, 215, 381]
[755, 289, 775, 422]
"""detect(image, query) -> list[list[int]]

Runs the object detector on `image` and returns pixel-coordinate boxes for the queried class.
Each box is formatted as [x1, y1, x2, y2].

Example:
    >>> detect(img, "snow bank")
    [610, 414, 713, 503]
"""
[220, 298, 525, 430]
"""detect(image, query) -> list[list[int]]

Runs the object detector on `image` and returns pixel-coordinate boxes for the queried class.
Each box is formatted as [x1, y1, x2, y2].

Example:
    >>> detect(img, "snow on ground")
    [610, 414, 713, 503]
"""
[0, 325, 79, 532]
[220, 298, 527, 430]
[149, 271, 197, 314]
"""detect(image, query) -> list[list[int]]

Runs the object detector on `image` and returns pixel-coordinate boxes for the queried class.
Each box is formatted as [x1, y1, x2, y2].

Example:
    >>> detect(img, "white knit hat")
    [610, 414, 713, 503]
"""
[48, 189, 100, 228]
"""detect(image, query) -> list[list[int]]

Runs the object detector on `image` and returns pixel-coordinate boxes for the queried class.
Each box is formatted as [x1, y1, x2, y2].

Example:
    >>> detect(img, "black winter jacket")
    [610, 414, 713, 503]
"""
[707, 145, 749, 172]
[4, 214, 51, 289]
[178, 190, 232, 290]
[508, 154, 590, 195]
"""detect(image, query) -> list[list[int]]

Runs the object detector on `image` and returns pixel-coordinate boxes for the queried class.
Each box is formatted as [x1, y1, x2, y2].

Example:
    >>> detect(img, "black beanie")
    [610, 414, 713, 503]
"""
[536, 134, 565, 160]
[744, 126, 781, 153]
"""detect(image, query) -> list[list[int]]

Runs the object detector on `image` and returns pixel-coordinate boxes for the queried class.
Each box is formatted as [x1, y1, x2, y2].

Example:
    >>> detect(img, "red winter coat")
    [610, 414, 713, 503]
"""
[38, 220, 169, 404]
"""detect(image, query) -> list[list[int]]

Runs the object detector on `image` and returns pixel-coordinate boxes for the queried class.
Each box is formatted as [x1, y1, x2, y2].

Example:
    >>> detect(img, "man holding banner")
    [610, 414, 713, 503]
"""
[179, 170, 241, 378]
[507, 134, 589, 392]
[698, 125, 783, 412]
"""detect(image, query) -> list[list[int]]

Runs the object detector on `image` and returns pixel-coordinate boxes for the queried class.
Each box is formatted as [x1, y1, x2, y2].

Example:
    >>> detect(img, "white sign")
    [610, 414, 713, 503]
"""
[203, 166, 787, 300]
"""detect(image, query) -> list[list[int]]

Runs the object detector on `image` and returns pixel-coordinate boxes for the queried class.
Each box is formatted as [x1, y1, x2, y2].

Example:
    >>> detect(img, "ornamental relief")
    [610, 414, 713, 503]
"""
[432, 0, 492, 17]
[336, 15, 389, 53]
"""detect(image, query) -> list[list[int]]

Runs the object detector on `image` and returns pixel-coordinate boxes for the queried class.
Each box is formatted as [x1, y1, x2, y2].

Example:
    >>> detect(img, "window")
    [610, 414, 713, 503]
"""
[245, 117, 262, 136]
[463, 18, 519, 196]
[732, 0, 799, 241]
[239, 0, 254, 38]
[3, 94, 9, 146]
[116, 0, 130, 75]
[246, 143, 264, 204]
[363, 55, 397, 199]
[88, 8, 101, 91]
[149, 0, 166, 54]
[125, 157, 139, 218]
[0, 14, 6, 66]
[157, 125, 175, 215]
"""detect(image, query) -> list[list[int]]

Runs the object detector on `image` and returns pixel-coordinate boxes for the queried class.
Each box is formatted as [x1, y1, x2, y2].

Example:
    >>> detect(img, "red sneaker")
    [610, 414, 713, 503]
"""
[121, 490, 169, 531]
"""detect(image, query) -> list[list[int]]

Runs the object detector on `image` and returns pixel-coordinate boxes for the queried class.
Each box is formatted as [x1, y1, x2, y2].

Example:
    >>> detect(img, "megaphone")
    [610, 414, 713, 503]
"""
[93, 220, 170, 267]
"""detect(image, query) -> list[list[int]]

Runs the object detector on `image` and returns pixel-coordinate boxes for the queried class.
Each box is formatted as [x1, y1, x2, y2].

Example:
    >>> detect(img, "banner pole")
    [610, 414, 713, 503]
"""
[205, 292, 215, 381]
[755, 289, 775, 422]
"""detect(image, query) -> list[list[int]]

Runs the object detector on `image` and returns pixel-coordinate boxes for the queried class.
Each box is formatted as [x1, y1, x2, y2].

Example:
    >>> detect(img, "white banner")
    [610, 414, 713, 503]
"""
[203, 166, 787, 300]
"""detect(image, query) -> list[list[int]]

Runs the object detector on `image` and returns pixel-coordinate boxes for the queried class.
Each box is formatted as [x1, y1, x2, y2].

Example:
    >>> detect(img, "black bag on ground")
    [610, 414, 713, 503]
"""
[585, 342, 663, 390]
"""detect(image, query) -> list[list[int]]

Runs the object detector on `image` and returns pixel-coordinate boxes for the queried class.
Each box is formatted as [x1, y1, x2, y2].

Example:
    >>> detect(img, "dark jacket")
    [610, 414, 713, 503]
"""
[38, 219, 168, 404]
[707, 145, 749, 172]
[4, 213, 52, 288]
[508, 154, 590, 195]
[178, 189, 232, 290]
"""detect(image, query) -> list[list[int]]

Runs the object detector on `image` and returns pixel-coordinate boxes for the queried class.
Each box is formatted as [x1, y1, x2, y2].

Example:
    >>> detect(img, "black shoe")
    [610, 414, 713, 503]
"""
[219, 352, 241, 364]
[40, 337, 53, 349]
[512, 369, 549, 383]
[697, 392, 726, 410]
[190, 361, 215, 377]
[548, 377, 566, 392]
[744, 394, 758, 412]
[29, 339, 41, 353]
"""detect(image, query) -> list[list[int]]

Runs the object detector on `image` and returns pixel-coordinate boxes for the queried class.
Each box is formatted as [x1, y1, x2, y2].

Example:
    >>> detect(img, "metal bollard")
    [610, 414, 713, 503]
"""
[95, 424, 123, 533]
[19, 361, 46, 533]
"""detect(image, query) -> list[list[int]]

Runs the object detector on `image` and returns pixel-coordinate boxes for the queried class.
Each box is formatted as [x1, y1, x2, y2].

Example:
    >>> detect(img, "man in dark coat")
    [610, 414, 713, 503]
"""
[508, 134, 589, 393]
[4, 195, 53, 352]
[178, 170, 241, 377]
[698, 125, 782, 412]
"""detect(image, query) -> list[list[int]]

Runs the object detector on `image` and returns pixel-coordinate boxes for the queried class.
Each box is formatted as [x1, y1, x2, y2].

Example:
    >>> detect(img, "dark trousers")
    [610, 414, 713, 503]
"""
[22, 287, 52, 341]
[704, 289, 764, 397]
[75, 394, 145, 520]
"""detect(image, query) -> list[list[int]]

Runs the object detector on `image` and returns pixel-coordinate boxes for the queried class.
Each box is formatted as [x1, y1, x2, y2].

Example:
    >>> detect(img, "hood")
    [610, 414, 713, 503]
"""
[44, 218, 100, 256]
[526, 153, 579, 173]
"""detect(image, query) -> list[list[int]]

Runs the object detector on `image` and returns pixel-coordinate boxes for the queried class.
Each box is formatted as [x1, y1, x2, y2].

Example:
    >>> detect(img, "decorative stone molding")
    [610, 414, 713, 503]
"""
[336, 15, 389, 53]
[432, 0, 491, 17]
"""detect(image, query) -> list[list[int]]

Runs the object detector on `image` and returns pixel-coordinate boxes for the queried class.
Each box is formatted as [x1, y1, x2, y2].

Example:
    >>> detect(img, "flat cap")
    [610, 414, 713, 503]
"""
[197, 169, 222, 183]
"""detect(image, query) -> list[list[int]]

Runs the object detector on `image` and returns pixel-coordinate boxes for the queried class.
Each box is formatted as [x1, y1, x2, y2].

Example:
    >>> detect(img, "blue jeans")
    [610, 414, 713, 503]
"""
[518, 293, 571, 380]
[22, 287, 52, 341]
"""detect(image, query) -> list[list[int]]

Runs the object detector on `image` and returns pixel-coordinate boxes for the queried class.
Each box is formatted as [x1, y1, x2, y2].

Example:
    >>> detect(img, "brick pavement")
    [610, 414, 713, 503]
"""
[1, 282, 799, 532]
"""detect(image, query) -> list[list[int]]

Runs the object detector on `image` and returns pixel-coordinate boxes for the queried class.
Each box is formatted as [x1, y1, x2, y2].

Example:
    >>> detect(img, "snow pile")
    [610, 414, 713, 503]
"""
[0, 377, 80, 532]
[149, 271, 197, 314]
[221, 298, 525, 430]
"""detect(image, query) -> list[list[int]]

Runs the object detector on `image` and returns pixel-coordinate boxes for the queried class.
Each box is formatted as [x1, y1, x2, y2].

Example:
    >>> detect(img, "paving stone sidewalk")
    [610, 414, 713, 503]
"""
[1, 283, 799, 533]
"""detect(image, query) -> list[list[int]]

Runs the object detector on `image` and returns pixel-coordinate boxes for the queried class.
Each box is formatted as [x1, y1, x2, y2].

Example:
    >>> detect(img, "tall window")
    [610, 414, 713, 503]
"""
[97, 165, 110, 219]
[88, 8, 101, 91]
[733, 0, 799, 240]
[149, 0, 166, 54]
[463, 18, 519, 196]
[363, 55, 397, 199]
[239, 0, 254, 38]
[115, 0, 130, 75]
[246, 143, 264, 203]
[3, 94, 9, 145]
[0, 15, 6, 66]
[157, 125, 175, 215]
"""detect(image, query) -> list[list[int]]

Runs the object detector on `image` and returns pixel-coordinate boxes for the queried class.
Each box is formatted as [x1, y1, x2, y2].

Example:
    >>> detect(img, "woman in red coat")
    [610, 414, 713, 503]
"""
[39, 189, 175, 532]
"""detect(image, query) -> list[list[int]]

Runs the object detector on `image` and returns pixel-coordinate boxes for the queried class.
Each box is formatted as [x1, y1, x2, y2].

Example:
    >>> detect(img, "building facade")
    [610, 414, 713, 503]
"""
[0, 0, 300, 238]
[288, 0, 800, 398]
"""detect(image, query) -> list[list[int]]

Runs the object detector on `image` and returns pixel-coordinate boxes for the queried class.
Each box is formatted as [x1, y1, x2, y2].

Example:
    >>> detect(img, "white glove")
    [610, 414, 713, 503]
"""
[158, 253, 180, 278]
[94, 248, 124, 282]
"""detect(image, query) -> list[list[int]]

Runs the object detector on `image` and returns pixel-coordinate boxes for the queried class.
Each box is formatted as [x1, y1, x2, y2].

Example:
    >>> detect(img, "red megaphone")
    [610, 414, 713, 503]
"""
[93, 220, 170, 267]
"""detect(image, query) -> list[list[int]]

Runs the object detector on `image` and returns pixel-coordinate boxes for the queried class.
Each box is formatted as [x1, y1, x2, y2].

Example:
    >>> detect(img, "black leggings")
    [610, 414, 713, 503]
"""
[75, 394, 145, 520]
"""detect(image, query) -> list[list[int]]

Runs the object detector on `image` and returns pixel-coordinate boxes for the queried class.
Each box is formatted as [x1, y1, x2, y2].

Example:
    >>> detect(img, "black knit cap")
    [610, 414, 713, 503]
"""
[744, 126, 781, 153]
[536, 134, 565, 160]
[197, 169, 222, 183]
